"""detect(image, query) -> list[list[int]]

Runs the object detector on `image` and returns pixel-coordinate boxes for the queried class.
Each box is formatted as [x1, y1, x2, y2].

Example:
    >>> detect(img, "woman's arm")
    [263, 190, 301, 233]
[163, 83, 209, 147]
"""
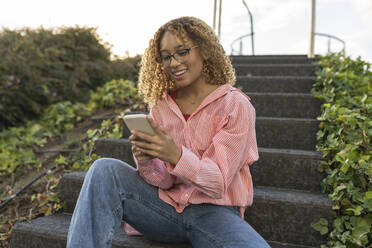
[133, 99, 257, 199]
[133, 156, 174, 189]
[130, 110, 175, 190]
[171, 100, 257, 198]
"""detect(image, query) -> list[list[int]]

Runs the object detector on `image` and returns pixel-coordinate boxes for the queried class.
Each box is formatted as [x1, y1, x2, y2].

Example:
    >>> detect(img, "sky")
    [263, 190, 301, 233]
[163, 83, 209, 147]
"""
[1, 0, 371, 63]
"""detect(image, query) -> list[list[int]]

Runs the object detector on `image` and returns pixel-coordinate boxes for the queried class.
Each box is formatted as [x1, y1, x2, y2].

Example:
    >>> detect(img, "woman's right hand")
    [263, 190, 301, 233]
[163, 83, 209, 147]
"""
[129, 134, 154, 162]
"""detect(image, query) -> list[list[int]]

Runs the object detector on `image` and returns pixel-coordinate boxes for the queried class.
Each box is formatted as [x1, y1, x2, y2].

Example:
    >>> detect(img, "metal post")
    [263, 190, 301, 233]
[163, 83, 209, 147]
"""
[239, 40, 243, 55]
[242, 0, 254, 55]
[213, 0, 217, 31]
[309, 0, 316, 58]
[218, 0, 222, 40]
[327, 38, 331, 54]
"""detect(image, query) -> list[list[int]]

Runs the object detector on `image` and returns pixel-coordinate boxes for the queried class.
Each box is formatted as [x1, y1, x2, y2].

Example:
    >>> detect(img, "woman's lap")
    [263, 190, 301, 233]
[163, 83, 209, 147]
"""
[91, 158, 187, 243]
[68, 158, 269, 248]
[184, 204, 270, 248]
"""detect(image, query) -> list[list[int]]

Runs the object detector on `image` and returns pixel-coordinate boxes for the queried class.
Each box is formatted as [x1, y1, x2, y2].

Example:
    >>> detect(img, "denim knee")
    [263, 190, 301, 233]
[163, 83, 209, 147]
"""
[86, 158, 122, 185]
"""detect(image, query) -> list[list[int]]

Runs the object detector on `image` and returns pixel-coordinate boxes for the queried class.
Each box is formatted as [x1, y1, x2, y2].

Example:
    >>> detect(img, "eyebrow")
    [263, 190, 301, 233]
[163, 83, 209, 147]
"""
[160, 45, 185, 53]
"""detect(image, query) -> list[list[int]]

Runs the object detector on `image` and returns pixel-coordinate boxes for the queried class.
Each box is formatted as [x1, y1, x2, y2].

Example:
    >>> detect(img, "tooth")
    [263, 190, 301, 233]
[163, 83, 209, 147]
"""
[174, 70, 186, 75]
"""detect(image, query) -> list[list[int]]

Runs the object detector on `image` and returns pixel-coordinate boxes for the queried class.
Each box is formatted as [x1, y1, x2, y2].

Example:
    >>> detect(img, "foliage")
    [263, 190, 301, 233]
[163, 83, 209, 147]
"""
[110, 55, 141, 84]
[0, 79, 145, 245]
[0, 79, 142, 177]
[0, 26, 141, 131]
[0, 101, 89, 176]
[88, 79, 144, 111]
[312, 53, 372, 247]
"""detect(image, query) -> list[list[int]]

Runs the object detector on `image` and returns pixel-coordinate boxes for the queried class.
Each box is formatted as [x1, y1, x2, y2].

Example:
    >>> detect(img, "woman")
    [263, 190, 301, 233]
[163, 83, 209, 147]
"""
[67, 16, 270, 248]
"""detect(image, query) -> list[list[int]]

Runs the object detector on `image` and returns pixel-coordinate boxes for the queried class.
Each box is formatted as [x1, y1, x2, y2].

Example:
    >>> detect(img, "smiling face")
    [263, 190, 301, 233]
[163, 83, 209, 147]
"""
[159, 31, 205, 90]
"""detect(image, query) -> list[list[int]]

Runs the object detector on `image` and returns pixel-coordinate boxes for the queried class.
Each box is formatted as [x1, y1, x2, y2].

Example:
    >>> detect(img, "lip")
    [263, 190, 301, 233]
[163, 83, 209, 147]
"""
[171, 69, 187, 80]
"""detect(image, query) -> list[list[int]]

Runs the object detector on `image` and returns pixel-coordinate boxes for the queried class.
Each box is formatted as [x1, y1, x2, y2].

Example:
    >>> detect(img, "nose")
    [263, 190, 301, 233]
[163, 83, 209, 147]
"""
[169, 56, 181, 67]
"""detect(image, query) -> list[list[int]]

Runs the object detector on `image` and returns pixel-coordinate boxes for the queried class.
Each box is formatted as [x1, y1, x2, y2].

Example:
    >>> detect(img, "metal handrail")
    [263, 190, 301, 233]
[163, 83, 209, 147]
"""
[230, 0, 255, 55]
[230, 33, 253, 55]
[315, 32, 346, 54]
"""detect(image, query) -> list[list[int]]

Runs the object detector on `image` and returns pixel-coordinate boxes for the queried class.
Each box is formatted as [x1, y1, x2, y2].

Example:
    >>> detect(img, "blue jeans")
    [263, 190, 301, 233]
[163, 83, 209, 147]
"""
[66, 158, 270, 248]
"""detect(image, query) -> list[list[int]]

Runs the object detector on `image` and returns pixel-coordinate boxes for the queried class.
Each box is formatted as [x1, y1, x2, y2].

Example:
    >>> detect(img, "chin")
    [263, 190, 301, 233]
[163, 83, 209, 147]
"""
[174, 79, 191, 89]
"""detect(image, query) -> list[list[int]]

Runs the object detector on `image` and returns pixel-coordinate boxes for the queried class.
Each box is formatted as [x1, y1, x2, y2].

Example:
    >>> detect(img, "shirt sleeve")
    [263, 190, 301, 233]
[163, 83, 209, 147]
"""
[134, 107, 175, 190]
[169, 99, 258, 199]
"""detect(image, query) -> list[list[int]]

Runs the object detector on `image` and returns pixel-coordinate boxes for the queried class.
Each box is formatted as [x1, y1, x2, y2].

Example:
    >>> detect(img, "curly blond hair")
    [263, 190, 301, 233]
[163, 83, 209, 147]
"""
[138, 16, 235, 106]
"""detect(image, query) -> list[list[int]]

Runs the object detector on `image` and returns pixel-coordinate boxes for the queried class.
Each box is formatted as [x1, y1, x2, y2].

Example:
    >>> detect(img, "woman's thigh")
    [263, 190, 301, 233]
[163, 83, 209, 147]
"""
[94, 158, 187, 243]
[185, 204, 270, 248]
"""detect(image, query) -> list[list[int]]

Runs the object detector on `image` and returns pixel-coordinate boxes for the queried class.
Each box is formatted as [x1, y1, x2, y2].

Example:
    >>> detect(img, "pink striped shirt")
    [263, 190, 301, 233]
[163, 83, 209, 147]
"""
[135, 84, 258, 219]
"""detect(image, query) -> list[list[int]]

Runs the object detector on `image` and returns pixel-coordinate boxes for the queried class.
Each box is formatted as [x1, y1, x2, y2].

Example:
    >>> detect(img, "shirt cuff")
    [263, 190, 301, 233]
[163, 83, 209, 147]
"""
[170, 146, 200, 181]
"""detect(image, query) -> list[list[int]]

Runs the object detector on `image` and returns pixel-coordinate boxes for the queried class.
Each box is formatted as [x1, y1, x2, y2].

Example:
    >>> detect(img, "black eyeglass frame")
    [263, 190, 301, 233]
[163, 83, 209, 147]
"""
[156, 46, 199, 64]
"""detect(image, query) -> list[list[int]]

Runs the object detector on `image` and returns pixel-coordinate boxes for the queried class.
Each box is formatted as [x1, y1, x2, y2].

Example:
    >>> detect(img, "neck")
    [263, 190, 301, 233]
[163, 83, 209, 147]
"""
[177, 80, 217, 102]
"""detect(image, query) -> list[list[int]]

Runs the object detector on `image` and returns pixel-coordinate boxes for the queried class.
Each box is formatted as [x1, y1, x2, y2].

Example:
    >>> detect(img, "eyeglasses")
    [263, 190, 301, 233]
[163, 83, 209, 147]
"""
[156, 46, 198, 65]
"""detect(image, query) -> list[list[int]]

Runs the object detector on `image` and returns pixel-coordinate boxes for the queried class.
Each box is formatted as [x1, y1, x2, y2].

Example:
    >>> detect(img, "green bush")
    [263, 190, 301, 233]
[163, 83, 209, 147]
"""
[312, 53, 372, 247]
[0, 26, 141, 131]
[110, 55, 141, 84]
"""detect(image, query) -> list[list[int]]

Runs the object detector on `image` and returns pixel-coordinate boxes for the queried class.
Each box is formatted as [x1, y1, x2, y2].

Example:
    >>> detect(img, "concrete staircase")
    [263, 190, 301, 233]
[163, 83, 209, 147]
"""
[11, 55, 332, 248]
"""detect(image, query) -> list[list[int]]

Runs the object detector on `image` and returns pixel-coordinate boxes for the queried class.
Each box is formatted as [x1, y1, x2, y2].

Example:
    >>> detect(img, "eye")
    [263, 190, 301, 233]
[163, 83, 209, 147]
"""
[161, 55, 172, 61]
[176, 49, 189, 57]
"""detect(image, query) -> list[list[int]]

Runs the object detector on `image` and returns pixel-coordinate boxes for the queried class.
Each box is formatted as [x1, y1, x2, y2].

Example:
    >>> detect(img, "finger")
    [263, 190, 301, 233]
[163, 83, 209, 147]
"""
[158, 126, 170, 136]
[130, 136, 141, 145]
[133, 149, 144, 158]
[132, 140, 159, 151]
[129, 133, 144, 142]
[136, 155, 153, 162]
[132, 129, 154, 143]
[131, 145, 136, 152]
[146, 116, 164, 137]
[147, 117, 169, 136]
[136, 146, 158, 158]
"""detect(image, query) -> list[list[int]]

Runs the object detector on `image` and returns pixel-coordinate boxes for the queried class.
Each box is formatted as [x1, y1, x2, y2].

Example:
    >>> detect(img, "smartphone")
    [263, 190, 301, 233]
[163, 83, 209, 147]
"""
[123, 114, 155, 136]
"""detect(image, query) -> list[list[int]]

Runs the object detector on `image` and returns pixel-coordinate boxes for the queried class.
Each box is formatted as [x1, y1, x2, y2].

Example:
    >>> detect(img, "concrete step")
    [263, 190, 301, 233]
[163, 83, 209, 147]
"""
[93, 138, 324, 193]
[10, 214, 190, 248]
[57, 172, 85, 213]
[253, 148, 324, 192]
[248, 92, 321, 118]
[10, 213, 316, 248]
[230, 56, 318, 64]
[96, 138, 135, 166]
[256, 117, 318, 150]
[234, 64, 319, 77]
[122, 116, 319, 151]
[247, 186, 332, 247]
[231, 55, 311, 59]
[57, 171, 330, 246]
[236, 76, 315, 94]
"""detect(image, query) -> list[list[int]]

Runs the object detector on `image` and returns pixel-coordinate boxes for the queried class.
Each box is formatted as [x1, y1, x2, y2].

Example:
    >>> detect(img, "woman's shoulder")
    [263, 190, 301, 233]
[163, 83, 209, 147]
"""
[222, 85, 253, 109]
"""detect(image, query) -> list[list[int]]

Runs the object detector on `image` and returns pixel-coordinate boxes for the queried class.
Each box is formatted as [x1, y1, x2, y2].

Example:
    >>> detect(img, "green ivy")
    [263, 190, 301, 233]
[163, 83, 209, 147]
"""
[312, 53, 372, 247]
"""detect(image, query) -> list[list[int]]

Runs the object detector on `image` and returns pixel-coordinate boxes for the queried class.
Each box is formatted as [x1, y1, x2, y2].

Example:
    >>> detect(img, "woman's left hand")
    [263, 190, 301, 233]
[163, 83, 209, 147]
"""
[130, 116, 182, 165]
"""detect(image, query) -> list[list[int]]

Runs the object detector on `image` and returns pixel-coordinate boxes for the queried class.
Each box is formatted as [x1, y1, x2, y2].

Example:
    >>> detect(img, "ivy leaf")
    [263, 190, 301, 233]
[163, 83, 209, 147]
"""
[345, 205, 363, 216]
[351, 215, 372, 245]
[333, 217, 344, 232]
[366, 191, 372, 199]
[55, 155, 67, 165]
[312, 218, 329, 235]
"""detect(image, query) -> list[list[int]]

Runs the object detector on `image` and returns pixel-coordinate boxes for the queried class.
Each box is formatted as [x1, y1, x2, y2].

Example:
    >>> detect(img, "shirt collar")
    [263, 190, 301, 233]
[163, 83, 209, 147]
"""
[164, 84, 235, 120]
